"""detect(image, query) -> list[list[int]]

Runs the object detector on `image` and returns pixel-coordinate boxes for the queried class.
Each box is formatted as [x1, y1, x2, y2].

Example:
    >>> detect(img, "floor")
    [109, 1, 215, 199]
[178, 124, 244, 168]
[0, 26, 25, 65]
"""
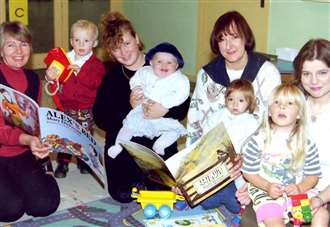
[1, 128, 108, 226]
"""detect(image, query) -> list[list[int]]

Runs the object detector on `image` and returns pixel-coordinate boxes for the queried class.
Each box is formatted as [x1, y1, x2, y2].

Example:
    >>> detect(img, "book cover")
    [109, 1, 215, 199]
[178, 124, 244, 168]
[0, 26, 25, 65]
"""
[121, 122, 237, 207]
[0, 84, 105, 186]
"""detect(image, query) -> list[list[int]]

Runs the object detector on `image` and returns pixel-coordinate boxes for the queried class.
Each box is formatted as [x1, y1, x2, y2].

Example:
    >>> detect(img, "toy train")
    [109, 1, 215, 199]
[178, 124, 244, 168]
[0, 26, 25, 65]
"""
[131, 187, 186, 219]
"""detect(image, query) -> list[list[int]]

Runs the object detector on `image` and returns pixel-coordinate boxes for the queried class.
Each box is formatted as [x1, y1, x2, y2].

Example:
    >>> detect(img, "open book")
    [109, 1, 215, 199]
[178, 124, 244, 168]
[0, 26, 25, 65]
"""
[0, 84, 105, 186]
[121, 122, 237, 207]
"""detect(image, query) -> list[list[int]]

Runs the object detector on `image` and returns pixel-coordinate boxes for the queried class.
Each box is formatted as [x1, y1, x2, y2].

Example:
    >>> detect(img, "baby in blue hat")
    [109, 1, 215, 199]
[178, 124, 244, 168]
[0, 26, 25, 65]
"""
[108, 42, 190, 158]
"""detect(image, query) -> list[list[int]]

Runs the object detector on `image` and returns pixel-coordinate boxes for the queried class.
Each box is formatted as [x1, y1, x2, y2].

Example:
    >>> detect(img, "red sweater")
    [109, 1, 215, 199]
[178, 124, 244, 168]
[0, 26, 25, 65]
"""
[58, 54, 105, 110]
[0, 63, 42, 157]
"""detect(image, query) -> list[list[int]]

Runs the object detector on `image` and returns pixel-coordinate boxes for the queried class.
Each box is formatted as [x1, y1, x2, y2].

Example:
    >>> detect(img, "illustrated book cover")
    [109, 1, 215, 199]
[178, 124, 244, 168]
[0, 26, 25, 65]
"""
[121, 122, 237, 207]
[0, 84, 105, 185]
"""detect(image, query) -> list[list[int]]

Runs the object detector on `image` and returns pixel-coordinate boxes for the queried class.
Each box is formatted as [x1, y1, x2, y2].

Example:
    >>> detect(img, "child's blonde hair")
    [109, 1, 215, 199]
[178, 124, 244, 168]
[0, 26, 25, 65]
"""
[70, 19, 99, 41]
[262, 83, 307, 171]
[225, 79, 256, 113]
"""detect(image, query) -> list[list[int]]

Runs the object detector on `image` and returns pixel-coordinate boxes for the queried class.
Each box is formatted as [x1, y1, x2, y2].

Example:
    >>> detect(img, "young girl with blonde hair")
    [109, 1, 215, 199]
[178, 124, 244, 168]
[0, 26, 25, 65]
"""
[242, 83, 321, 227]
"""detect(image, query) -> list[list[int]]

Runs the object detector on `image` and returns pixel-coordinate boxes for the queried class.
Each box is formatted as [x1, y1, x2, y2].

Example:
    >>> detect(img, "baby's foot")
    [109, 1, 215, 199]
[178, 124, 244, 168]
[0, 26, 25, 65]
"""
[108, 145, 123, 158]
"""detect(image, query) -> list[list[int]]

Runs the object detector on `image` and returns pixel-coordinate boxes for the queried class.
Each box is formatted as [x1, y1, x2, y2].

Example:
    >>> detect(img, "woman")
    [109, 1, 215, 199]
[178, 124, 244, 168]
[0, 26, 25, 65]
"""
[186, 11, 281, 209]
[187, 10, 281, 145]
[0, 21, 60, 222]
[93, 12, 190, 203]
[293, 38, 330, 227]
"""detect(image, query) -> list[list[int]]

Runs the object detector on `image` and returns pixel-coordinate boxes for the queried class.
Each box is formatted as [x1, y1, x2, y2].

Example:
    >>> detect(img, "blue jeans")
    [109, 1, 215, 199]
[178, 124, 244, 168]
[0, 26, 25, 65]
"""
[200, 181, 240, 213]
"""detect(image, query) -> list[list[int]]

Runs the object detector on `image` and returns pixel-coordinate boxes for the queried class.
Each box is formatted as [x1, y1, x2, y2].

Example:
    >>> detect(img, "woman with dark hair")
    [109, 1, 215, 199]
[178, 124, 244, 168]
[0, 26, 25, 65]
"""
[93, 12, 190, 203]
[0, 21, 60, 222]
[293, 38, 330, 227]
[186, 10, 281, 210]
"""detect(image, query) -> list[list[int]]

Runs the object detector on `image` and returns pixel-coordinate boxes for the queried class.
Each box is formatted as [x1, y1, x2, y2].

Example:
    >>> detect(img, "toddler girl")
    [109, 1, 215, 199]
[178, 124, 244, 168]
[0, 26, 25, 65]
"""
[242, 83, 321, 227]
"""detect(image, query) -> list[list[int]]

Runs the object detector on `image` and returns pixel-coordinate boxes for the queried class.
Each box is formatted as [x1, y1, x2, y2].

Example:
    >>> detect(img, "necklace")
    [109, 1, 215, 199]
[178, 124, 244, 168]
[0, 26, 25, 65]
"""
[309, 100, 330, 122]
[121, 65, 131, 80]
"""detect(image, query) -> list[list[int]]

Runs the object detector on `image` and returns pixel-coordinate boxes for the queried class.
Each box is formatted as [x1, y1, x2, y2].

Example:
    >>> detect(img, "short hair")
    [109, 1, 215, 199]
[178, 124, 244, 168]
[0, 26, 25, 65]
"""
[293, 39, 330, 86]
[225, 79, 256, 113]
[100, 11, 144, 60]
[210, 11, 255, 55]
[70, 19, 99, 41]
[0, 21, 32, 49]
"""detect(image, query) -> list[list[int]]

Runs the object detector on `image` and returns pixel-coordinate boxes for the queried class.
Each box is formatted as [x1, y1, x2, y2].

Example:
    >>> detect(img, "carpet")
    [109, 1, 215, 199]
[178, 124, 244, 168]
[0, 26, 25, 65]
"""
[6, 197, 237, 227]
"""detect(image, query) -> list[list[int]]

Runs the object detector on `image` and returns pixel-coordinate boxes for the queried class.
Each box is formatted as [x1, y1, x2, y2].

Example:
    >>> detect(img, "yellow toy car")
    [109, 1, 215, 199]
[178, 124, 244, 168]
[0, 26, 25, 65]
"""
[131, 187, 185, 218]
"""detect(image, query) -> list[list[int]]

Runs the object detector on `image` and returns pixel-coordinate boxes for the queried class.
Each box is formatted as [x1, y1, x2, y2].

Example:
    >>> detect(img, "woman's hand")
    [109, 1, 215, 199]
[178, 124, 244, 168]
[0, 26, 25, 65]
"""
[171, 186, 183, 195]
[311, 195, 324, 214]
[19, 134, 50, 159]
[230, 155, 242, 179]
[236, 183, 251, 205]
[130, 86, 144, 108]
[143, 99, 169, 119]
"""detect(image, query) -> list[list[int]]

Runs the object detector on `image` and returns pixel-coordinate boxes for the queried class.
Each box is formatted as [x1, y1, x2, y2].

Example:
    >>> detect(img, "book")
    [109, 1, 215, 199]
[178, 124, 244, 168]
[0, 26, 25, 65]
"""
[0, 84, 105, 186]
[121, 122, 237, 207]
[143, 209, 226, 227]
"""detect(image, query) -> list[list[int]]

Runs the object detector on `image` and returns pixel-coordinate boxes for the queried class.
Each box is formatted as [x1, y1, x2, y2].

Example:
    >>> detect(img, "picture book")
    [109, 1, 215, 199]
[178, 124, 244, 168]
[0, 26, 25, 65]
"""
[121, 122, 237, 207]
[0, 84, 105, 186]
[143, 209, 226, 227]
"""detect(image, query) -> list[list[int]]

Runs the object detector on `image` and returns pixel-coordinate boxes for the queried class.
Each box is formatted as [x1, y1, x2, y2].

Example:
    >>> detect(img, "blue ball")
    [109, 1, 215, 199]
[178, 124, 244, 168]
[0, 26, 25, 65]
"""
[159, 205, 171, 218]
[144, 204, 157, 219]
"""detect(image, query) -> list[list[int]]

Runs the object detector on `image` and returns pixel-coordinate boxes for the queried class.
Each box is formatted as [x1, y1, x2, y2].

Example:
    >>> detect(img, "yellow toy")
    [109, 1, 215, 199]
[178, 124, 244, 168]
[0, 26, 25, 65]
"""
[131, 187, 185, 219]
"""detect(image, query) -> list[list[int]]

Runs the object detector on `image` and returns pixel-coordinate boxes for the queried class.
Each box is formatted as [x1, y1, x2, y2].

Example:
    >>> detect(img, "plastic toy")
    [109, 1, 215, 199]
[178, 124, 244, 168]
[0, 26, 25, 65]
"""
[44, 47, 74, 111]
[286, 193, 312, 227]
[131, 187, 185, 219]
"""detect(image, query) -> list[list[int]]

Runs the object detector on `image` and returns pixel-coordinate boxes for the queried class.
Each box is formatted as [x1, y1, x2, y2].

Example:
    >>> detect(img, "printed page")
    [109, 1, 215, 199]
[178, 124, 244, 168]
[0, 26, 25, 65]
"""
[121, 141, 176, 187]
[165, 122, 237, 206]
[0, 84, 40, 136]
[39, 107, 105, 186]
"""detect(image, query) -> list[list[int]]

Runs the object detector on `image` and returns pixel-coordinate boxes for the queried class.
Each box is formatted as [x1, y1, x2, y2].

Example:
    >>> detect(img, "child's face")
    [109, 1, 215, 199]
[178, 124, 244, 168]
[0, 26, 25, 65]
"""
[226, 90, 249, 115]
[150, 52, 178, 78]
[70, 28, 97, 57]
[269, 98, 299, 131]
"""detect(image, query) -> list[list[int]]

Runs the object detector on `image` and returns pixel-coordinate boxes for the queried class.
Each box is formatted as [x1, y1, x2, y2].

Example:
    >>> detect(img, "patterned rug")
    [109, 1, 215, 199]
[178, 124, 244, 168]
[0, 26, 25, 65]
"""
[6, 197, 237, 227]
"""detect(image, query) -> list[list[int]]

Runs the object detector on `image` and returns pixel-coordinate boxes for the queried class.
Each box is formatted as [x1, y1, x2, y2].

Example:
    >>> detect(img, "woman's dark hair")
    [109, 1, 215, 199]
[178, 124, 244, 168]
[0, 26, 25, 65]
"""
[210, 11, 255, 55]
[293, 39, 330, 85]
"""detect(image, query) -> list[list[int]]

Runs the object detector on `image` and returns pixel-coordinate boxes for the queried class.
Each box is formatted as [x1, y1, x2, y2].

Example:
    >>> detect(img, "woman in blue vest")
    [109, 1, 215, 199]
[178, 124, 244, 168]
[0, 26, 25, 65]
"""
[0, 21, 60, 222]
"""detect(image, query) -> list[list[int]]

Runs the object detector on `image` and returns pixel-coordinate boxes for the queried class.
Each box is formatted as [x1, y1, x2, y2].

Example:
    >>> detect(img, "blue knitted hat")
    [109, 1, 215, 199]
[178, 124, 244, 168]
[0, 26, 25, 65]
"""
[145, 42, 184, 68]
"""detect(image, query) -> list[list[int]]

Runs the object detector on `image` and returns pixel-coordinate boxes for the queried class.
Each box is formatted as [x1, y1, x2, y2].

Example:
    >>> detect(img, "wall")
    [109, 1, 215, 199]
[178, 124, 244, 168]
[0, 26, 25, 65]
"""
[123, 0, 198, 77]
[268, 0, 330, 54]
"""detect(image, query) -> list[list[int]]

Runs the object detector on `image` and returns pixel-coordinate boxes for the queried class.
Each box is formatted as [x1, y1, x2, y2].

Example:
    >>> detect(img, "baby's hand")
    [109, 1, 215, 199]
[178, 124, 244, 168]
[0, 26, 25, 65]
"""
[68, 64, 80, 74]
[267, 183, 283, 199]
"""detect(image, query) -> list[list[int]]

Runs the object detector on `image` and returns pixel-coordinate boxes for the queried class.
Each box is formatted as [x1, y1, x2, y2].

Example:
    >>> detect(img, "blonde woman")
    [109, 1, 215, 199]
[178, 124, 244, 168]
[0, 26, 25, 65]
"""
[242, 84, 321, 227]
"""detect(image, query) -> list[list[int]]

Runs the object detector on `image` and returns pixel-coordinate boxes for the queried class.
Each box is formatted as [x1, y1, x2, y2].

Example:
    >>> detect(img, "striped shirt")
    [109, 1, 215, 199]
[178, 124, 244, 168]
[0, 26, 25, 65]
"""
[242, 130, 321, 185]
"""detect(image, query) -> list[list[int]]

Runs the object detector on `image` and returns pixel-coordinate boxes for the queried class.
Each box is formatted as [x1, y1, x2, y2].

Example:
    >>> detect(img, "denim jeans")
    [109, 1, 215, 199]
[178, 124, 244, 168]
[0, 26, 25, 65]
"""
[200, 181, 241, 213]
